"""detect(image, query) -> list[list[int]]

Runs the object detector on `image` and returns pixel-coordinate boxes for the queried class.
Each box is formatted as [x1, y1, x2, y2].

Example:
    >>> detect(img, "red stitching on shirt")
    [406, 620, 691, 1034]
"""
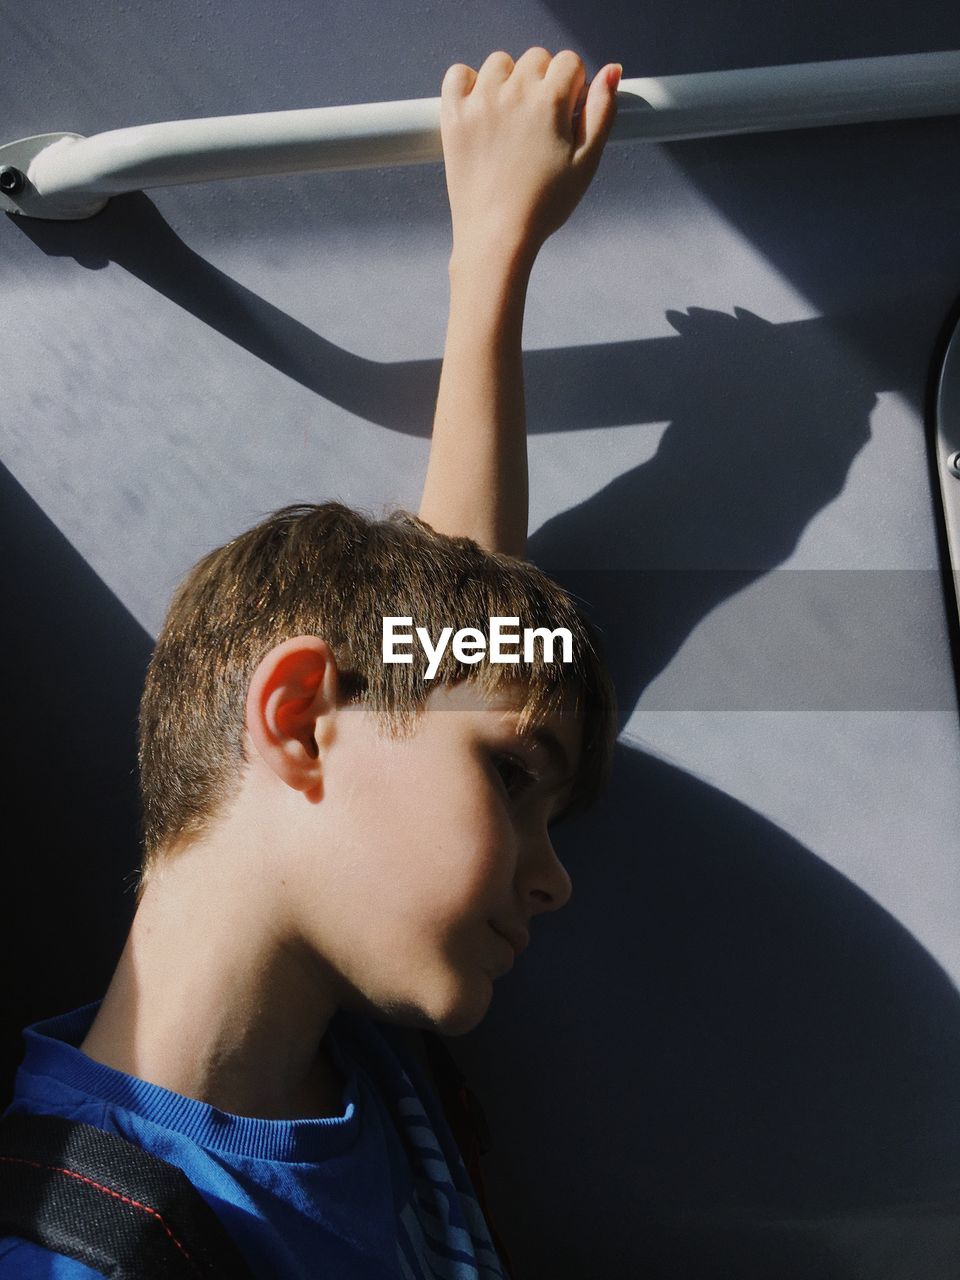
[0, 1154, 205, 1277]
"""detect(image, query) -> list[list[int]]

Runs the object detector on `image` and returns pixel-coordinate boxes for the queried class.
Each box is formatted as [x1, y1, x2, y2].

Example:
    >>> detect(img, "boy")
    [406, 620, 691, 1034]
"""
[0, 48, 622, 1278]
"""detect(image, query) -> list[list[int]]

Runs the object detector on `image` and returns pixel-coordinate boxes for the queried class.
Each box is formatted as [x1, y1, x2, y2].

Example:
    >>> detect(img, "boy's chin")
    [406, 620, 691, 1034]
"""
[421, 975, 495, 1038]
[372, 970, 495, 1037]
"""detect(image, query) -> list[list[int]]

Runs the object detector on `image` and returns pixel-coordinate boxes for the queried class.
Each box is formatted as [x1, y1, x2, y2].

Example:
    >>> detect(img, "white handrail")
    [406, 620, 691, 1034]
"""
[3, 51, 960, 220]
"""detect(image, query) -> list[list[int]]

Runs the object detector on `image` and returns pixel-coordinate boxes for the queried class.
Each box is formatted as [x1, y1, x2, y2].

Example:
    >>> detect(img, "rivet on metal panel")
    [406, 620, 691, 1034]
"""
[949, 451, 960, 478]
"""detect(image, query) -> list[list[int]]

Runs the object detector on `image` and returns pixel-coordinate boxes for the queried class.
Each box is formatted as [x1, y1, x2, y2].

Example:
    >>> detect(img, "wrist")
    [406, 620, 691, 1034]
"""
[448, 233, 539, 287]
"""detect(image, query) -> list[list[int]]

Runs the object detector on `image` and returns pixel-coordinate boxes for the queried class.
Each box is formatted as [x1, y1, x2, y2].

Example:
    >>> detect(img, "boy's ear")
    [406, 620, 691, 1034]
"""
[244, 636, 339, 794]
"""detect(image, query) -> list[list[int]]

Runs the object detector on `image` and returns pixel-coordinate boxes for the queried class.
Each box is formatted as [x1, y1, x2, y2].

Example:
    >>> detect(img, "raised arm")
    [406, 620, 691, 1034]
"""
[418, 48, 621, 557]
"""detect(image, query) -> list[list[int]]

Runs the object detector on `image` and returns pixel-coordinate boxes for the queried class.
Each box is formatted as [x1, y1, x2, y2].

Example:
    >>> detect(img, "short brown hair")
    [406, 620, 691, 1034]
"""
[137, 503, 616, 894]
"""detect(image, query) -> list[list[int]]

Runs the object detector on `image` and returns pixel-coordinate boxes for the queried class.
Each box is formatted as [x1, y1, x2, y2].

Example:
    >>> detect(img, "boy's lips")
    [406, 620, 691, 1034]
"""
[490, 921, 530, 958]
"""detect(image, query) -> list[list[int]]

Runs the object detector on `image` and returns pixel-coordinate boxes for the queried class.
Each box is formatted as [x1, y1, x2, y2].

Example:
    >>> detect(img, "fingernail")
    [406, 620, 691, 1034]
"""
[609, 63, 623, 89]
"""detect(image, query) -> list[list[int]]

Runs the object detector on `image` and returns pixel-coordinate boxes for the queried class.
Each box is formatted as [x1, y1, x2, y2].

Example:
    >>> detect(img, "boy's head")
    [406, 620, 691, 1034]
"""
[136, 503, 617, 1032]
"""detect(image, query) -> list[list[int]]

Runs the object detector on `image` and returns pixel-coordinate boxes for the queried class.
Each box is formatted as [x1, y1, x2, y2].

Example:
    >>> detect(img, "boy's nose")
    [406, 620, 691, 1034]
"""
[523, 836, 573, 916]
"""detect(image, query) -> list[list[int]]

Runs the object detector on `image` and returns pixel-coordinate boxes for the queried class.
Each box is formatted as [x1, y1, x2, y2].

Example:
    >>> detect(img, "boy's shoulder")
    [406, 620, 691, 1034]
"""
[0, 1004, 503, 1280]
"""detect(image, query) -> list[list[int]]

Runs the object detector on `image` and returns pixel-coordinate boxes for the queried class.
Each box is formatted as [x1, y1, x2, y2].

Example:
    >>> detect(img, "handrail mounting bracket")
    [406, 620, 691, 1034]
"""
[0, 134, 108, 221]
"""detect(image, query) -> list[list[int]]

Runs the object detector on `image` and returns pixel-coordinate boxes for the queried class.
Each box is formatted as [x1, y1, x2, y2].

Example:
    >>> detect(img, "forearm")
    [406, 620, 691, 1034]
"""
[418, 245, 536, 558]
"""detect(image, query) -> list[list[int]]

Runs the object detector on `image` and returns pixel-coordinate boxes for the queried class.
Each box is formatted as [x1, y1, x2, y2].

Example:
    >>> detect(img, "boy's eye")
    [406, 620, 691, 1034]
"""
[492, 753, 538, 800]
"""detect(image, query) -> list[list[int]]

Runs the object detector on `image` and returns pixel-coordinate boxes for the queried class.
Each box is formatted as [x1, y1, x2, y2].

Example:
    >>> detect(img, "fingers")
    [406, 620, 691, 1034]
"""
[475, 50, 515, 90]
[543, 49, 586, 115]
[442, 49, 619, 159]
[513, 46, 553, 80]
[441, 62, 478, 103]
[574, 62, 621, 165]
[450, 48, 598, 105]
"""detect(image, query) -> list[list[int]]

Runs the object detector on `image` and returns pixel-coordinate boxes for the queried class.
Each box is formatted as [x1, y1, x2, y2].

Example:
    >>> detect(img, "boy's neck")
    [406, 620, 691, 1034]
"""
[79, 832, 346, 1121]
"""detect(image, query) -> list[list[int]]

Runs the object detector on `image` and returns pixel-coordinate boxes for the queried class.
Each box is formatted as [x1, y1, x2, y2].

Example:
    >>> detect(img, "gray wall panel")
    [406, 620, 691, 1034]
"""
[3, 2, 959, 1275]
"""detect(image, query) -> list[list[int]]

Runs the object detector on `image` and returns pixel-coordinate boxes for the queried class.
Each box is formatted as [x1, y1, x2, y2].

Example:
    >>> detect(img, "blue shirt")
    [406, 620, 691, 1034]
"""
[0, 1002, 507, 1279]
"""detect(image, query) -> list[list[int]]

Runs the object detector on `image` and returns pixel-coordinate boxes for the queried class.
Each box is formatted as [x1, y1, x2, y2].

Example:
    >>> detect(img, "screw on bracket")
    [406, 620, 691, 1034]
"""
[949, 451, 960, 479]
[0, 166, 26, 196]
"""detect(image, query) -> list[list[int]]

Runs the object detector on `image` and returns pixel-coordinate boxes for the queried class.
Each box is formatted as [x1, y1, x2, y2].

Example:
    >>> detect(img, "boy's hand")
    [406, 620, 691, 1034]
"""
[440, 48, 622, 267]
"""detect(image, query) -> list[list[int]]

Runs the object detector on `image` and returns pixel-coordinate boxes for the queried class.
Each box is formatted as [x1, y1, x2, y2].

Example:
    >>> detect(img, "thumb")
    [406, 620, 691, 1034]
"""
[574, 63, 621, 167]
